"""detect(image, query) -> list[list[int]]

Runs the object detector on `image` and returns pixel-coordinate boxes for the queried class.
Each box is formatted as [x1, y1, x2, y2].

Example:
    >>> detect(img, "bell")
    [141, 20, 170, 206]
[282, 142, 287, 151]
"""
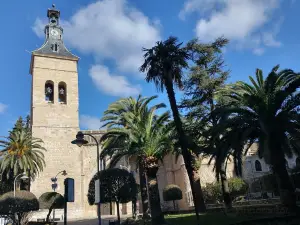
[59, 88, 65, 95]
[46, 86, 53, 94]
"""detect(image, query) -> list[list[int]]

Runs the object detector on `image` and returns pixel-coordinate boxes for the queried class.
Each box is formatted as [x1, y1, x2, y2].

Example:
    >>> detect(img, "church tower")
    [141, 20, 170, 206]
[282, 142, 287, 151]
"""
[29, 5, 84, 218]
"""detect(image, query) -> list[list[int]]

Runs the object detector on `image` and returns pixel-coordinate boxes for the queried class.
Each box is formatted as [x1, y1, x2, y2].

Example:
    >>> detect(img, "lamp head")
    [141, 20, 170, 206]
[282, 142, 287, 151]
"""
[71, 131, 88, 147]
[20, 175, 29, 180]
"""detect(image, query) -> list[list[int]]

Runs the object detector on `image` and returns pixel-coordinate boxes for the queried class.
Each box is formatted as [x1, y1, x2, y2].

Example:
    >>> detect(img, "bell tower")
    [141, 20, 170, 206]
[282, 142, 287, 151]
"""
[29, 5, 84, 218]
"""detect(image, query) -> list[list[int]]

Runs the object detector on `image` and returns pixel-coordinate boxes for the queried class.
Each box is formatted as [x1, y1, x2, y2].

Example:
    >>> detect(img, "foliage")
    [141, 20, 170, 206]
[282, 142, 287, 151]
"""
[163, 184, 183, 202]
[100, 95, 169, 218]
[0, 190, 39, 214]
[202, 178, 248, 203]
[210, 65, 300, 208]
[0, 130, 46, 179]
[140, 36, 206, 216]
[39, 192, 64, 209]
[100, 95, 172, 170]
[88, 168, 137, 205]
[0, 191, 39, 225]
[39, 192, 65, 222]
[229, 177, 249, 198]
[88, 168, 137, 224]
[0, 175, 13, 195]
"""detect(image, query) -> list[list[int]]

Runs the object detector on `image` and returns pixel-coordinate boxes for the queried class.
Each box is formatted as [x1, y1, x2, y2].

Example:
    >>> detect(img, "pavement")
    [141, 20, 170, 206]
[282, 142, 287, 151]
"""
[57, 215, 129, 225]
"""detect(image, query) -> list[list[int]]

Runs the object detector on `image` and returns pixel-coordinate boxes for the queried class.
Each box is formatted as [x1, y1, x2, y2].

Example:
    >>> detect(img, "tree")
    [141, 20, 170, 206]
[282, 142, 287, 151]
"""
[0, 130, 46, 181]
[100, 95, 165, 218]
[163, 184, 183, 210]
[140, 36, 205, 221]
[87, 168, 137, 224]
[0, 191, 39, 225]
[39, 192, 65, 222]
[181, 37, 231, 209]
[100, 95, 172, 225]
[212, 65, 300, 209]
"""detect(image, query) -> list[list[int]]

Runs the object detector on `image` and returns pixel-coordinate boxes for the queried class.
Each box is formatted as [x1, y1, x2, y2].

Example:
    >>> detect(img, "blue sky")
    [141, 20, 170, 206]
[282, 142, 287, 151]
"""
[0, 0, 299, 134]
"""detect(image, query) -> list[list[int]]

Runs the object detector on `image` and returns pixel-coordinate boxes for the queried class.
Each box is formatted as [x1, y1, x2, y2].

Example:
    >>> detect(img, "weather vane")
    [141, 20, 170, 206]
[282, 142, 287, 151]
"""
[52, 4, 56, 8]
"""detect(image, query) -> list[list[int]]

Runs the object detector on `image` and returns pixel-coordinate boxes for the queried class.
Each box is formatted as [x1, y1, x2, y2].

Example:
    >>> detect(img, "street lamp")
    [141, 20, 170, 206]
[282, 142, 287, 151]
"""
[72, 131, 102, 225]
[51, 170, 67, 191]
[14, 173, 29, 197]
[51, 170, 67, 222]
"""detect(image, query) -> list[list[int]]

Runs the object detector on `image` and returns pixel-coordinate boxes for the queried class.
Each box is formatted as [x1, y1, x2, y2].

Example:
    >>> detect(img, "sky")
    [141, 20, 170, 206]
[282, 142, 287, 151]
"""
[0, 0, 300, 134]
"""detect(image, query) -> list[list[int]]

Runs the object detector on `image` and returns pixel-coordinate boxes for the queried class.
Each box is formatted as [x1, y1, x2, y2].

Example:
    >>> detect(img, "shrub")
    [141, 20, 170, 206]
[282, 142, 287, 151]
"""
[39, 192, 64, 222]
[0, 191, 39, 224]
[228, 177, 248, 200]
[88, 168, 138, 224]
[203, 178, 248, 204]
[163, 184, 182, 210]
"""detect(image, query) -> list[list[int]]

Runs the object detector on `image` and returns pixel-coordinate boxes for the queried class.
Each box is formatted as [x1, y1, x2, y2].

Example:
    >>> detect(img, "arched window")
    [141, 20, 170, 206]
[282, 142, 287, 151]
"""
[45, 81, 54, 103]
[58, 82, 67, 104]
[296, 157, 300, 168]
[255, 160, 262, 172]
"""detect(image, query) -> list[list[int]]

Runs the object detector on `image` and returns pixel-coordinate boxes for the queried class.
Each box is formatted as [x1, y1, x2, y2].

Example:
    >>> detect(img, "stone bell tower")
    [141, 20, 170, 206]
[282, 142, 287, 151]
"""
[29, 5, 84, 218]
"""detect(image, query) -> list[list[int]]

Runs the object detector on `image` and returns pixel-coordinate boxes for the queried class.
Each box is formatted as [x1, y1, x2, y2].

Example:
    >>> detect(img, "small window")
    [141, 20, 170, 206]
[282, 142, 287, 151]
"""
[45, 81, 54, 103]
[51, 43, 59, 52]
[58, 82, 67, 104]
[255, 160, 262, 172]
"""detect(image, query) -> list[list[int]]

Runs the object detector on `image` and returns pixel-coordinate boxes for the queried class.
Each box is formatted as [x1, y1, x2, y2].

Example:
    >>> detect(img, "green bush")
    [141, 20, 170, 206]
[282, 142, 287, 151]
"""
[0, 190, 39, 214]
[39, 192, 65, 222]
[229, 177, 248, 199]
[88, 168, 138, 224]
[0, 191, 39, 225]
[163, 184, 183, 210]
[203, 178, 248, 204]
[163, 184, 182, 202]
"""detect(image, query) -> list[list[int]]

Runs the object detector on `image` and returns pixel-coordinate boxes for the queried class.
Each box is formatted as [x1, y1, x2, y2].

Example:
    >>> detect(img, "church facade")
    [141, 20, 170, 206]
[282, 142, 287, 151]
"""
[28, 6, 300, 222]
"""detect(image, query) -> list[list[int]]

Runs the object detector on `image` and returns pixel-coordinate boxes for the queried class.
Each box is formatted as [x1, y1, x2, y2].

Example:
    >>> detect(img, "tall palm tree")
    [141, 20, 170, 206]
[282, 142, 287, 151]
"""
[0, 130, 46, 182]
[213, 65, 300, 209]
[101, 95, 171, 224]
[140, 36, 206, 217]
[100, 95, 164, 218]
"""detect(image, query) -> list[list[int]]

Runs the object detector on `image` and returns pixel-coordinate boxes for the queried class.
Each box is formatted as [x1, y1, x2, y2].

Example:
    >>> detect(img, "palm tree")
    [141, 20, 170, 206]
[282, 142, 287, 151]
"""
[140, 36, 206, 216]
[101, 95, 171, 224]
[0, 130, 46, 183]
[212, 65, 300, 209]
[100, 95, 164, 218]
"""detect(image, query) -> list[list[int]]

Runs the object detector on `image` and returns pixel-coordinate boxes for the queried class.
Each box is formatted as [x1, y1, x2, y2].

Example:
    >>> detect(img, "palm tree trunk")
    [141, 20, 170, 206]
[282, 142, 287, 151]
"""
[164, 79, 206, 216]
[270, 139, 296, 209]
[138, 161, 149, 217]
[147, 174, 165, 225]
[220, 163, 232, 209]
[116, 201, 121, 224]
[192, 168, 206, 212]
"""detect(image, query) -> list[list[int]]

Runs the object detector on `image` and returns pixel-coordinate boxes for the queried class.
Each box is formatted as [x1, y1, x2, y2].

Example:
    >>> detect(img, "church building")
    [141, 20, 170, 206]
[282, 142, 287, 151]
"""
[28, 5, 296, 222]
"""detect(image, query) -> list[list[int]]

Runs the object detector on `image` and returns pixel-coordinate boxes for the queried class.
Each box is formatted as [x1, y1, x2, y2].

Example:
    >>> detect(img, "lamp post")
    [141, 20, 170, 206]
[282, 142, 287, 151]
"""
[51, 170, 67, 222]
[72, 131, 102, 225]
[14, 173, 29, 197]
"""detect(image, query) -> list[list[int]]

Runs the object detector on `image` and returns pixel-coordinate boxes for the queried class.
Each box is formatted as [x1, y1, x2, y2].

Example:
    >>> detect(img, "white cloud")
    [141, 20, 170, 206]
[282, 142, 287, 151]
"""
[89, 65, 140, 97]
[0, 103, 8, 114]
[80, 115, 102, 130]
[32, 0, 161, 76]
[253, 48, 265, 56]
[180, 0, 282, 55]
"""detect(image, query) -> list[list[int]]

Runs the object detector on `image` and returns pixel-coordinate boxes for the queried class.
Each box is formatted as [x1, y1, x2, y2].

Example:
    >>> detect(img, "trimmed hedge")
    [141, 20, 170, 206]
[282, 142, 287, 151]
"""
[0, 190, 39, 214]
[163, 184, 182, 202]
